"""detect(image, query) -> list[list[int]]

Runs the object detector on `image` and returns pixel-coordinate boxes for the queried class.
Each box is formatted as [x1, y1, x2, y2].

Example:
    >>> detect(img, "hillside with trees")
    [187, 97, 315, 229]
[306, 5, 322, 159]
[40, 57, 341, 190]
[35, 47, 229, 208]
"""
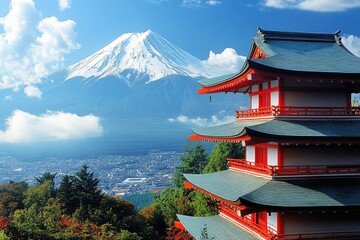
[0, 142, 242, 239]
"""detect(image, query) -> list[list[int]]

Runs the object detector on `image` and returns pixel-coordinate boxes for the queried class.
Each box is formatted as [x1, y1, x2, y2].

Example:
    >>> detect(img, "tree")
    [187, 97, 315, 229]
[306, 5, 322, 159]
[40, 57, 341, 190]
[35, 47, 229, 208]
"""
[58, 165, 103, 220]
[172, 143, 208, 188]
[73, 165, 103, 220]
[23, 181, 53, 211]
[0, 181, 28, 216]
[35, 171, 57, 197]
[189, 191, 217, 217]
[203, 142, 244, 174]
[35, 172, 56, 186]
[57, 175, 78, 215]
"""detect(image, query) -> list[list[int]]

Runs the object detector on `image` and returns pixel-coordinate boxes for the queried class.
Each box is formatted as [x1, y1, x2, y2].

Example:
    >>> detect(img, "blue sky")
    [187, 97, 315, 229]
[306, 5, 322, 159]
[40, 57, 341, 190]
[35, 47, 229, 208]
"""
[0, 0, 360, 90]
[0, 0, 360, 143]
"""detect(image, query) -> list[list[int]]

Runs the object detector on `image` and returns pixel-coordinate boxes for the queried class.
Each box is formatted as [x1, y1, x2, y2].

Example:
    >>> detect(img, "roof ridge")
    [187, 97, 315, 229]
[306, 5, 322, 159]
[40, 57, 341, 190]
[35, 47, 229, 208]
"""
[257, 27, 342, 45]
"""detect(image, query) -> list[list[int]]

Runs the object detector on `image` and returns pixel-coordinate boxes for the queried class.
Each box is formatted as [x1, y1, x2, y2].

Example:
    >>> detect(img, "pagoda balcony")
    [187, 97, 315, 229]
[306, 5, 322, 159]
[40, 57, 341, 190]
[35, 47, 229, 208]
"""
[220, 204, 360, 240]
[235, 106, 360, 118]
[227, 158, 360, 177]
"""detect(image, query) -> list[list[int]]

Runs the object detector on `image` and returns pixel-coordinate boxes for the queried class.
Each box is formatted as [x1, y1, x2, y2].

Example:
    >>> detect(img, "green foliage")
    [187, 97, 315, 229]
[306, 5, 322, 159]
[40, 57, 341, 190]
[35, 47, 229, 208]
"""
[118, 230, 142, 240]
[172, 142, 208, 188]
[90, 195, 136, 230]
[140, 203, 167, 239]
[35, 171, 57, 197]
[0, 181, 27, 216]
[23, 180, 53, 210]
[1, 165, 169, 240]
[7, 192, 62, 239]
[0, 230, 9, 240]
[203, 142, 244, 173]
[352, 96, 360, 107]
[189, 191, 217, 217]
[57, 174, 78, 215]
[57, 165, 103, 220]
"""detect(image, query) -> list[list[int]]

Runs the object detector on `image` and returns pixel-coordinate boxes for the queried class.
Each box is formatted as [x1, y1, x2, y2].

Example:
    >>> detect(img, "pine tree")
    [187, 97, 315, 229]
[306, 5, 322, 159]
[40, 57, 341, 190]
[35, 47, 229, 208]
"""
[172, 143, 208, 188]
[57, 175, 78, 215]
[73, 165, 103, 220]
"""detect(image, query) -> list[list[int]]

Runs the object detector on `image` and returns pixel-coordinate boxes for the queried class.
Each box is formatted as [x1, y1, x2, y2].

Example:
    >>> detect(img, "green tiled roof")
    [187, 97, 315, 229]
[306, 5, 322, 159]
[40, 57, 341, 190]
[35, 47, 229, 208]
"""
[250, 37, 360, 75]
[198, 72, 240, 87]
[192, 119, 360, 139]
[198, 29, 360, 87]
[177, 214, 260, 240]
[184, 171, 269, 202]
[184, 170, 360, 208]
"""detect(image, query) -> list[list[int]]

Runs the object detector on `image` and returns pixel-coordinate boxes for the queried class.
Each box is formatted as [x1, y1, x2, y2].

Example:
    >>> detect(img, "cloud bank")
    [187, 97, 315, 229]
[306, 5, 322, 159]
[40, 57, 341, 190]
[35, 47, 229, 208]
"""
[0, 0, 80, 96]
[168, 114, 235, 127]
[182, 0, 222, 7]
[0, 110, 103, 143]
[262, 0, 360, 12]
[201, 48, 246, 77]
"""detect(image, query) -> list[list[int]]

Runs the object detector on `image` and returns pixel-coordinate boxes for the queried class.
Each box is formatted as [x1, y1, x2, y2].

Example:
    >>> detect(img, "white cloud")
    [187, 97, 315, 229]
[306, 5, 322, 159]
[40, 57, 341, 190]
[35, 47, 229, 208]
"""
[342, 35, 360, 57]
[201, 48, 246, 77]
[59, 0, 71, 11]
[0, 110, 103, 143]
[183, 0, 201, 4]
[206, 0, 221, 6]
[0, 0, 80, 94]
[262, 0, 360, 12]
[168, 114, 235, 127]
[24, 85, 42, 98]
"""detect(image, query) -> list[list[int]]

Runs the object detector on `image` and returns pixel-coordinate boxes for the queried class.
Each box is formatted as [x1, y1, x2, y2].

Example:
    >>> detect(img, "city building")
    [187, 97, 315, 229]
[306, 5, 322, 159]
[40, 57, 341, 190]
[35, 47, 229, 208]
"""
[176, 28, 360, 239]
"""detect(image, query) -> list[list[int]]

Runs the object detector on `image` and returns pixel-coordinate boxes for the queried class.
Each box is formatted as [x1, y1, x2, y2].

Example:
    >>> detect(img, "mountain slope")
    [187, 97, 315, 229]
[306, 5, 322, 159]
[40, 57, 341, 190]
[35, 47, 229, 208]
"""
[66, 30, 210, 85]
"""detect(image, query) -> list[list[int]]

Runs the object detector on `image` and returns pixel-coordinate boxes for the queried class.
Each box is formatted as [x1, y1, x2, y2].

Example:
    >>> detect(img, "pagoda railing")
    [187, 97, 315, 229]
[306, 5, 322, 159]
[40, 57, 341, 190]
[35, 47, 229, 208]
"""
[228, 158, 360, 176]
[235, 106, 360, 118]
[220, 203, 360, 240]
[219, 204, 276, 240]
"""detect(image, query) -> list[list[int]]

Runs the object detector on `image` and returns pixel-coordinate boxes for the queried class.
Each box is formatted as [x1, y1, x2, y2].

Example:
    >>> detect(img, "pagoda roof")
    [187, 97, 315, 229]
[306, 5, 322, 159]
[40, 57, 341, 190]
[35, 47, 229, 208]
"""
[177, 214, 259, 240]
[184, 170, 360, 209]
[198, 28, 360, 90]
[191, 119, 360, 141]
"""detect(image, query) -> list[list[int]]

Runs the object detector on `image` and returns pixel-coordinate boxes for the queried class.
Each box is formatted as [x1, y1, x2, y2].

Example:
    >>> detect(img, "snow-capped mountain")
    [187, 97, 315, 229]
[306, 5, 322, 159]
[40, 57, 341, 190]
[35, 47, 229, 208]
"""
[66, 30, 210, 85]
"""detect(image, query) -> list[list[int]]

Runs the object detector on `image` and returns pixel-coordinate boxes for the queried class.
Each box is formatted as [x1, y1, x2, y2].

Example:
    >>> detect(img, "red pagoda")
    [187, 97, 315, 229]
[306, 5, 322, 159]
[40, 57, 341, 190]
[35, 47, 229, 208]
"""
[176, 28, 360, 239]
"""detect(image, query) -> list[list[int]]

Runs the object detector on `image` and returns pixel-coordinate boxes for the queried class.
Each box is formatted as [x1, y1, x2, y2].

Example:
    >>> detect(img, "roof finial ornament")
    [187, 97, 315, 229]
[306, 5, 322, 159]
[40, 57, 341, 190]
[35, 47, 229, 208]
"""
[257, 27, 266, 42]
[334, 29, 342, 46]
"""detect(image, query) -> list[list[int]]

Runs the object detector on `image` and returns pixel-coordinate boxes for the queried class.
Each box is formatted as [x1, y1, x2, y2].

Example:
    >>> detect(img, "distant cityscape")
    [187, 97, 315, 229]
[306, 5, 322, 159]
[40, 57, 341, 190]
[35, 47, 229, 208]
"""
[0, 150, 181, 196]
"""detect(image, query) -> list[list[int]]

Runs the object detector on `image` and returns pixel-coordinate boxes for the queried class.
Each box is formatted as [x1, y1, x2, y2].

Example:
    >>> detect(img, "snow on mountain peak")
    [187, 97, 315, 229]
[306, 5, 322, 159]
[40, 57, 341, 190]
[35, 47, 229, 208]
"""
[66, 30, 210, 84]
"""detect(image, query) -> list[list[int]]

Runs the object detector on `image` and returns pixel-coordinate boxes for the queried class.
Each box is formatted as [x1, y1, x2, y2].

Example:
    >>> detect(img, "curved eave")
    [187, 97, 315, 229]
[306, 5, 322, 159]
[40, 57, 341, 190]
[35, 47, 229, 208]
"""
[189, 134, 251, 143]
[184, 170, 360, 209]
[177, 215, 260, 240]
[198, 66, 254, 94]
[190, 119, 360, 143]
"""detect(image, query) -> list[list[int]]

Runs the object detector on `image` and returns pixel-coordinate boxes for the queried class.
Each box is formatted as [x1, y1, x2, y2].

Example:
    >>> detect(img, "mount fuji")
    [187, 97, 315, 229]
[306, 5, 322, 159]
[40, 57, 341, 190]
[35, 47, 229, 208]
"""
[0, 30, 244, 158]
[66, 30, 210, 84]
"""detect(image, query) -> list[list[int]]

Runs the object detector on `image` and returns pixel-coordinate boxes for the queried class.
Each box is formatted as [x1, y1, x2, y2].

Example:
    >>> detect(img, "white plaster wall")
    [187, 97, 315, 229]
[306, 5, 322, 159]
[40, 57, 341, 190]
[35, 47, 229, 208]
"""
[262, 82, 268, 90]
[270, 80, 279, 88]
[268, 212, 277, 232]
[271, 91, 279, 106]
[284, 92, 347, 107]
[252, 84, 259, 92]
[282, 147, 360, 166]
[251, 95, 259, 109]
[268, 148, 278, 166]
[246, 146, 255, 163]
[284, 212, 360, 234]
